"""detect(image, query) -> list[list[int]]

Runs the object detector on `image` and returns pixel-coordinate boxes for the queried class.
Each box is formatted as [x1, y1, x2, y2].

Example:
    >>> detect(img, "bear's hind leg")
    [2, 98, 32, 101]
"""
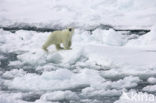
[42, 41, 52, 52]
[42, 45, 49, 52]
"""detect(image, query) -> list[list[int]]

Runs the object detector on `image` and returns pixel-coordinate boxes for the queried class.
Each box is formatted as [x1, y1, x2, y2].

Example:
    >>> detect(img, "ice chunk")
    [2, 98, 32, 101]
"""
[0, 55, 7, 60]
[17, 50, 47, 65]
[41, 91, 79, 101]
[0, 92, 23, 103]
[73, 29, 92, 43]
[46, 52, 62, 64]
[82, 87, 121, 97]
[147, 77, 156, 84]
[36, 63, 58, 71]
[111, 76, 141, 89]
[81, 76, 140, 97]
[8, 61, 23, 66]
[143, 85, 156, 92]
[2, 69, 26, 79]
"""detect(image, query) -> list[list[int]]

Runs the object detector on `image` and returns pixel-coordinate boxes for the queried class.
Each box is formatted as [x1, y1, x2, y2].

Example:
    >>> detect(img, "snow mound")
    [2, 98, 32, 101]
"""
[126, 25, 156, 49]
[91, 29, 128, 46]
[73, 29, 129, 46]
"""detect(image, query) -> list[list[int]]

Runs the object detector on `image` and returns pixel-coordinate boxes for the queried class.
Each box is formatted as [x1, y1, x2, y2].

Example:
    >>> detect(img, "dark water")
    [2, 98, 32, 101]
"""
[0, 24, 150, 35]
[0, 52, 18, 71]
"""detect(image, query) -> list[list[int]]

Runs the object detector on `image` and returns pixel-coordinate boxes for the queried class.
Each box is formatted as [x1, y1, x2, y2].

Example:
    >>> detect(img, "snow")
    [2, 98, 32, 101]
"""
[0, 0, 156, 29]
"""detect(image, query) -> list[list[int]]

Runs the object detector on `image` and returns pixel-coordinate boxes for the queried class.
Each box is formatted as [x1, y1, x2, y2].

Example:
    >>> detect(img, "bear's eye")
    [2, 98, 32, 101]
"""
[69, 28, 72, 31]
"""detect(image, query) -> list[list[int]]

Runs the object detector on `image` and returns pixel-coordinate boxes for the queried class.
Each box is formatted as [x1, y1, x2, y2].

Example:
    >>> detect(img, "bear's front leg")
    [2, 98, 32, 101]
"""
[63, 42, 71, 50]
[68, 41, 72, 49]
[55, 44, 63, 50]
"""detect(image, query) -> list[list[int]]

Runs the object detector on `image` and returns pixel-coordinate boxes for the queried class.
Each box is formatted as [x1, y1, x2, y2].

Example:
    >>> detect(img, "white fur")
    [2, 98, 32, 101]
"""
[42, 28, 74, 52]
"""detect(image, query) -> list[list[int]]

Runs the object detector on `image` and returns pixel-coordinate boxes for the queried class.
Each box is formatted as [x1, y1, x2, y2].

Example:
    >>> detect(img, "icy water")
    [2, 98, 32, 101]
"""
[0, 51, 155, 103]
[0, 52, 118, 103]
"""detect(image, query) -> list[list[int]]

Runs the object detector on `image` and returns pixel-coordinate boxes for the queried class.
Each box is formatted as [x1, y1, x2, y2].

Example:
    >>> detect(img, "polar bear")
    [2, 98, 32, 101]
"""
[42, 28, 74, 52]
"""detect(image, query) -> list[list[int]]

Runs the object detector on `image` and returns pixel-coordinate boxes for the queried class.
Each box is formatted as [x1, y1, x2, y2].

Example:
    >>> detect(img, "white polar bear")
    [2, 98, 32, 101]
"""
[42, 28, 74, 52]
